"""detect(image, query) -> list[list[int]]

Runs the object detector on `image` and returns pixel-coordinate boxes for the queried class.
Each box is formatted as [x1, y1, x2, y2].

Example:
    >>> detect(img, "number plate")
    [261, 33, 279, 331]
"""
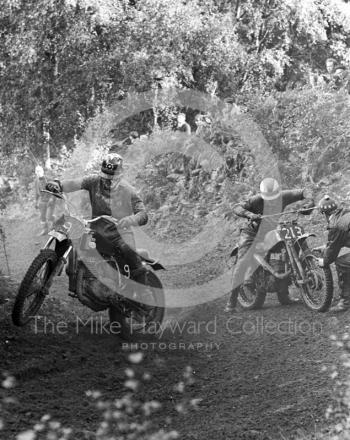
[279, 224, 304, 240]
[48, 230, 67, 241]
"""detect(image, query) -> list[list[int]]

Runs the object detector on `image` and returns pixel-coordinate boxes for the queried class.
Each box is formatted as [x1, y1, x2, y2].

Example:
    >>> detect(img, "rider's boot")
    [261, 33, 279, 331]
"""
[331, 298, 350, 312]
[331, 271, 350, 312]
[224, 287, 239, 313]
[37, 221, 48, 236]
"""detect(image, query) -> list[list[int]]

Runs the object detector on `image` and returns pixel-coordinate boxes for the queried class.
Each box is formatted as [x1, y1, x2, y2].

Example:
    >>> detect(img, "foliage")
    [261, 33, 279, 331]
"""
[244, 87, 350, 187]
[1, 0, 350, 169]
[1, 355, 200, 439]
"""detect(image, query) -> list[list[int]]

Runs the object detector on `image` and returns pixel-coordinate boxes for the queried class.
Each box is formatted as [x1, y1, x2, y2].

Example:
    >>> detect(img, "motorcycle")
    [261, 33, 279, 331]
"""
[12, 191, 166, 339]
[230, 209, 333, 312]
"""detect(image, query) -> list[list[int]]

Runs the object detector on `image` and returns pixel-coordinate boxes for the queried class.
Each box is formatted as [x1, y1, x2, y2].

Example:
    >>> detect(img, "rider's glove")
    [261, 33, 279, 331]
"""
[118, 216, 136, 230]
[300, 199, 315, 215]
[302, 188, 313, 199]
[249, 213, 262, 222]
[45, 180, 62, 194]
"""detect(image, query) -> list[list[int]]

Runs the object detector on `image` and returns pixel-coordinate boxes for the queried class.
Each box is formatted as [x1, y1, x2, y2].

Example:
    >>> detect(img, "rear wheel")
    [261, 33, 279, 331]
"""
[299, 254, 333, 312]
[12, 249, 58, 326]
[109, 270, 165, 340]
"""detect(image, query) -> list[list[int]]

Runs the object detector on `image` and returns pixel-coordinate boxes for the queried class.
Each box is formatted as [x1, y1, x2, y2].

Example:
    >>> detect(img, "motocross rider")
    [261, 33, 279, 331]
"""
[317, 195, 350, 312]
[45, 153, 148, 284]
[225, 177, 314, 313]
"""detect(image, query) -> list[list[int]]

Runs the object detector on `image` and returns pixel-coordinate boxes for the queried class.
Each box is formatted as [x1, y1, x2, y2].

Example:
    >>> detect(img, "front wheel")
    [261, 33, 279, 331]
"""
[12, 249, 58, 326]
[109, 270, 165, 340]
[237, 269, 267, 310]
[299, 255, 333, 312]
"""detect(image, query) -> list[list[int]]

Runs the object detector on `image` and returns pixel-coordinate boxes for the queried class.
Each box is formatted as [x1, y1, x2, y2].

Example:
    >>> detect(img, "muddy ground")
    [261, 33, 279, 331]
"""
[0, 211, 348, 440]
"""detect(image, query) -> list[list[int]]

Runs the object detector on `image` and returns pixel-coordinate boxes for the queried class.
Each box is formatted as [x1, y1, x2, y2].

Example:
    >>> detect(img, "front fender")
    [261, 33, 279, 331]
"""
[295, 233, 316, 246]
[296, 232, 316, 241]
[295, 233, 317, 261]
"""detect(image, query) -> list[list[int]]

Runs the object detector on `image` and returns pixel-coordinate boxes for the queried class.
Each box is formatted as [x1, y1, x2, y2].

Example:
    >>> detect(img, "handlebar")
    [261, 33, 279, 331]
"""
[259, 206, 318, 220]
[87, 215, 119, 226]
[41, 189, 64, 200]
[246, 206, 318, 226]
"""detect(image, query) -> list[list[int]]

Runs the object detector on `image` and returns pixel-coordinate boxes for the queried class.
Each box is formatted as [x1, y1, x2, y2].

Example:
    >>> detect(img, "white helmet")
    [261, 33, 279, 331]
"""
[260, 178, 281, 200]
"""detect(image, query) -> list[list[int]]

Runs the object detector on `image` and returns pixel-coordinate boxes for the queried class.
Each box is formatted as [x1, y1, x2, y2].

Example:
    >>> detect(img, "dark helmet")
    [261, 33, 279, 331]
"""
[260, 177, 281, 201]
[318, 195, 338, 216]
[101, 153, 123, 175]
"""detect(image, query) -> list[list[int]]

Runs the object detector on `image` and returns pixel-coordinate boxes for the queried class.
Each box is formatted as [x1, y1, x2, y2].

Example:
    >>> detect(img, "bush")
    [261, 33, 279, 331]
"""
[244, 88, 350, 187]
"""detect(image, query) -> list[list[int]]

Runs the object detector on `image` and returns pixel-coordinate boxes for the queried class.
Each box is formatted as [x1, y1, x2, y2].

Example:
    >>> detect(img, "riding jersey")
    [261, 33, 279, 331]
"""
[233, 189, 306, 234]
[324, 209, 350, 266]
[81, 175, 148, 225]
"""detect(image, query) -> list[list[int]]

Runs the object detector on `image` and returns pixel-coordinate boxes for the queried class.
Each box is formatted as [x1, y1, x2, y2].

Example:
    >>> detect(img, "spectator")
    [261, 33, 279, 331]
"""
[177, 113, 191, 135]
[177, 113, 191, 187]
[326, 58, 336, 76]
[333, 65, 349, 91]
[194, 113, 211, 136]
[320, 58, 347, 90]
[34, 165, 56, 236]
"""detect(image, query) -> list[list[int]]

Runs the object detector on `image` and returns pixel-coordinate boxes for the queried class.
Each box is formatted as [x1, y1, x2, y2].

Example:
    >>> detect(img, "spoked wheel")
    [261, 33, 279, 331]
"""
[109, 271, 165, 340]
[12, 250, 58, 326]
[300, 254, 333, 312]
[237, 270, 266, 310]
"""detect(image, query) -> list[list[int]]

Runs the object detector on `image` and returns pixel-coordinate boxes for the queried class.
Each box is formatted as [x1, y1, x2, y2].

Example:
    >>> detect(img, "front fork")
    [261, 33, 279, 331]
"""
[41, 239, 73, 295]
[43, 236, 55, 249]
[285, 241, 307, 286]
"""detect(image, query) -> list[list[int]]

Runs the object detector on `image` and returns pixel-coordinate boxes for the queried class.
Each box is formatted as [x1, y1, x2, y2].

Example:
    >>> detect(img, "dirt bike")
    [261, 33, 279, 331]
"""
[12, 191, 165, 339]
[230, 209, 333, 312]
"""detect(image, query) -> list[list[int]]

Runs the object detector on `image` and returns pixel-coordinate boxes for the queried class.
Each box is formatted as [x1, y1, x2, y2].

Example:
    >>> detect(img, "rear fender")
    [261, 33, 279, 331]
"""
[137, 248, 165, 270]
[143, 260, 166, 271]
[230, 246, 239, 258]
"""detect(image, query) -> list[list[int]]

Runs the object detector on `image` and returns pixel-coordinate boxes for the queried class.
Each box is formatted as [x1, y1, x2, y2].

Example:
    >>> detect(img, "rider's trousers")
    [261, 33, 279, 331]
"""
[335, 252, 350, 305]
[228, 230, 257, 307]
[92, 217, 145, 279]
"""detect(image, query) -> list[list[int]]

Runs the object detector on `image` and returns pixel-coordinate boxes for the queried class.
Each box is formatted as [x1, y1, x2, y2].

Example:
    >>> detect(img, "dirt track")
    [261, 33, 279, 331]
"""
[0, 213, 348, 439]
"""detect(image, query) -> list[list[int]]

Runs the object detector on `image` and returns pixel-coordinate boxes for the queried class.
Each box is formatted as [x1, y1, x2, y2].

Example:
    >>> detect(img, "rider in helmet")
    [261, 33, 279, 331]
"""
[45, 152, 148, 284]
[317, 195, 350, 312]
[225, 177, 314, 313]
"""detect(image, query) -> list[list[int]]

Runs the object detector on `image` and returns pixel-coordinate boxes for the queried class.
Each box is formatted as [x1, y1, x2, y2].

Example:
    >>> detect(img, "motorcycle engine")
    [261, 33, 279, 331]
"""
[267, 250, 286, 291]
[78, 260, 120, 311]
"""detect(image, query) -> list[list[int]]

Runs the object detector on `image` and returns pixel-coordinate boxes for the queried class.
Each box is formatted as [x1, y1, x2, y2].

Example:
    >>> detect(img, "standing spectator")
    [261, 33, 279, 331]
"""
[333, 65, 349, 91]
[194, 113, 211, 137]
[325, 58, 336, 77]
[34, 165, 56, 236]
[177, 112, 191, 187]
[59, 145, 71, 164]
[177, 113, 191, 135]
[320, 58, 343, 90]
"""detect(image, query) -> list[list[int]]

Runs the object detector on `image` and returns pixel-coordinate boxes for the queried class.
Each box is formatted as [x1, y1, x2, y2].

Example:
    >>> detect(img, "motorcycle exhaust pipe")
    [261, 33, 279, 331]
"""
[253, 254, 291, 279]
